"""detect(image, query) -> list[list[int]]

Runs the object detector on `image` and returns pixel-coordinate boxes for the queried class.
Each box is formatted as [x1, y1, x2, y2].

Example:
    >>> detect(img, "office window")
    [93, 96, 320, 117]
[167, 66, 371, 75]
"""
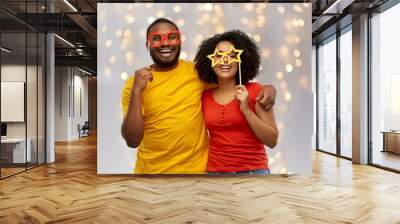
[1, 25, 28, 178]
[318, 37, 337, 154]
[340, 28, 352, 158]
[0, 1, 46, 179]
[371, 3, 400, 171]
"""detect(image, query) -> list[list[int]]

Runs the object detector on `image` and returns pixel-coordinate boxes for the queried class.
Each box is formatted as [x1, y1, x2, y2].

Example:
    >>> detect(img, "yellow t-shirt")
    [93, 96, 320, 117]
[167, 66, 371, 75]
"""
[121, 60, 210, 174]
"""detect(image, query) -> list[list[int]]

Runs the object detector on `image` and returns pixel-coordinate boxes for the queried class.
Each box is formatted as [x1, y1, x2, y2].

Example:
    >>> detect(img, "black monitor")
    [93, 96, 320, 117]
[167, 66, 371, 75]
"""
[1, 123, 7, 137]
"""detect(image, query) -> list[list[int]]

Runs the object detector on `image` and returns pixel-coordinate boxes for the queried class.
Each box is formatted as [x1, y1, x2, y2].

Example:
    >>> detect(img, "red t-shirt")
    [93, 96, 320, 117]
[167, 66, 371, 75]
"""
[202, 82, 268, 172]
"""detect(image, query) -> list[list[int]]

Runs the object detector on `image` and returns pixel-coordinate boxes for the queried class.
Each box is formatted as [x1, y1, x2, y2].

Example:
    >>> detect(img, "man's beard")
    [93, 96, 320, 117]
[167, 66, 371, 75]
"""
[150, 46, 181, 68]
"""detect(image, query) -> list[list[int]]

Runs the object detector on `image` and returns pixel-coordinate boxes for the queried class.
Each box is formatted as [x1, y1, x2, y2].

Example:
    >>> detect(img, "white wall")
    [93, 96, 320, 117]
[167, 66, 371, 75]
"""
[54, 67, 89, 141]
[98, 3, 313, 174]
[1, 65, 36, 138]
[1, 64, 46, 163]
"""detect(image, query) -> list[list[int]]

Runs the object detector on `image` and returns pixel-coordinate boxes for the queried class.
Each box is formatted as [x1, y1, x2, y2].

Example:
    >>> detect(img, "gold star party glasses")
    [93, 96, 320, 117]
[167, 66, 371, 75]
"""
[207, 46, 244, 85]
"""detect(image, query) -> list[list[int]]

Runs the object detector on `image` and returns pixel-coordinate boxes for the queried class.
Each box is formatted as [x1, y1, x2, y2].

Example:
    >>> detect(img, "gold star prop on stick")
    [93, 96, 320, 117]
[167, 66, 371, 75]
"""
[207, 46, 244, 85]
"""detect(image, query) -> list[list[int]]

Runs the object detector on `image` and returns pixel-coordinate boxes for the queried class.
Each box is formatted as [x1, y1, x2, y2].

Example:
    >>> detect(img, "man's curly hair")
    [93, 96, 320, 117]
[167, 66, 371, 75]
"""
[194, 30, 261, 85]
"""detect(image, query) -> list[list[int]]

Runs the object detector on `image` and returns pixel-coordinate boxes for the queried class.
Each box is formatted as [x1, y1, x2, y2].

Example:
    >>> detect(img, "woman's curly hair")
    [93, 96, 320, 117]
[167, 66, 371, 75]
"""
[194, 30, 261, 85]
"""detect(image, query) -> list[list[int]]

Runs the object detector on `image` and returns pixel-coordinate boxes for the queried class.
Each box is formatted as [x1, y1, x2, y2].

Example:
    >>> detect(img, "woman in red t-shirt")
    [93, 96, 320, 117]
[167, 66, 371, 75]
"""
[194, 30, 279, 174]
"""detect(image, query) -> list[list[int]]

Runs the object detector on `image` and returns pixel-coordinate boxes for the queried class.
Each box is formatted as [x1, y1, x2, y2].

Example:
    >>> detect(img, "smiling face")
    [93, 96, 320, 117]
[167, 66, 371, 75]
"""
[147, 22, 181, 68]
[212, 41, 239, 82]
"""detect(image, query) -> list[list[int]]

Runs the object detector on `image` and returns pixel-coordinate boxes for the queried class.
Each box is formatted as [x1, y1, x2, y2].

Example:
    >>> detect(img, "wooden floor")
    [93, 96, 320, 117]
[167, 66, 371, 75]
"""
[1, 135, 400, 224]
[0, 167, 26, 178]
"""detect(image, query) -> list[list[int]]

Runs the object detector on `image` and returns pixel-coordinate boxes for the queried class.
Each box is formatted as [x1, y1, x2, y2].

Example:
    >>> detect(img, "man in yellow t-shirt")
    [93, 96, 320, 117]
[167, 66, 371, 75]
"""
[121, 18, 276, 174]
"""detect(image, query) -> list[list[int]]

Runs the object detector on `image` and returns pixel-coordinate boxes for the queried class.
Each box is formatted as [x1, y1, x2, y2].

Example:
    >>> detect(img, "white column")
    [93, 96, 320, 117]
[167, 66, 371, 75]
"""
[352, 14, 369, 164]
[46, 33, 55, 163]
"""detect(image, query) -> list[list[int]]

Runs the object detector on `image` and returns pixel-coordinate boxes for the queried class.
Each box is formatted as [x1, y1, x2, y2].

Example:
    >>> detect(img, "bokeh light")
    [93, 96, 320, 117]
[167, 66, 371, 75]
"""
[104, 68, 111, 76]
[147, 17, 155, 24]
[253, 34, 261, 43]
[276, 71, 284, 80]
[299, 76, 308, 89]
[211, 17, 218, 24]
[195, 34, 204, 42]
[203, 13, 211, 21]
[204, 3, 213, 11]
[280, 46, 289, 57]
[292, 19, 299, 27]
[293, 4, 303, 13]
[257, 15, 266, 23]
[286, 64, 293, 72]
[256, 21, 265, 28]
[216, 26, 225, 33]
[294, 49, 301, 57]
[214, 4, 222, 12]
[124, 30, 131, 38]
[298, 19, 305, 27]
[125, 14, 135, 24]
[173, 5, 182, 13]
[258, 3, 266, 9]
[105, 40, 112, 48]
[295, 59, 302, 67]
[125, 51, 133, 61]
[109, 56, 116, 64]
[120, 38, 129, 50]
[121, 72, 128, 80]
[284, 92, 292, 101]
[156, 10, 165, 17]
[115, 30, 122, 37]
[261, 48, 270, 59]
[245, 3, 254, 11]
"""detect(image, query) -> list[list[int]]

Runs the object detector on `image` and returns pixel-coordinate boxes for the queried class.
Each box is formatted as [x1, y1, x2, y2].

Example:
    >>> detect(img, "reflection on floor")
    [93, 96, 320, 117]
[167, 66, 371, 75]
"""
[373, 150, 400, 170]
[0, 163, 42, 178]
[0, 167, 25, 177]
[0, 135, 400, 223]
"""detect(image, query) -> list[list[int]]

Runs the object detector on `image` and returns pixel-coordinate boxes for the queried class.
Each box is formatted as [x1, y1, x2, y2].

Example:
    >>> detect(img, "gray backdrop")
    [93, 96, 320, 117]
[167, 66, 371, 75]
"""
[97, 3, 313, 174]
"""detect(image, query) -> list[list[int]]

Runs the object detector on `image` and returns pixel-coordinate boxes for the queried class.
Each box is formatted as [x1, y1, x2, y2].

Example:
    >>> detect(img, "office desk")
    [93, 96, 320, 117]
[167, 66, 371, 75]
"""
[382, 131, 400, 154]
[1, 138, 31, 163]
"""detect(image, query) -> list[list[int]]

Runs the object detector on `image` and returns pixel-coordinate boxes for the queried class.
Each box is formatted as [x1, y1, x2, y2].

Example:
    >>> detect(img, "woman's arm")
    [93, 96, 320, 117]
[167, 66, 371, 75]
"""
[236, 86, 279, 148]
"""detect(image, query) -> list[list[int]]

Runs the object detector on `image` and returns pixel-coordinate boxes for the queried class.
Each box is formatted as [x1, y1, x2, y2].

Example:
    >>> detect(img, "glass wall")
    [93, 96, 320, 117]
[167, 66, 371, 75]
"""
[317, 36, 337, 154]
[0, 1, 46, 179]
[339, 28, 352, 158]
[371, 3, 400, 171]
